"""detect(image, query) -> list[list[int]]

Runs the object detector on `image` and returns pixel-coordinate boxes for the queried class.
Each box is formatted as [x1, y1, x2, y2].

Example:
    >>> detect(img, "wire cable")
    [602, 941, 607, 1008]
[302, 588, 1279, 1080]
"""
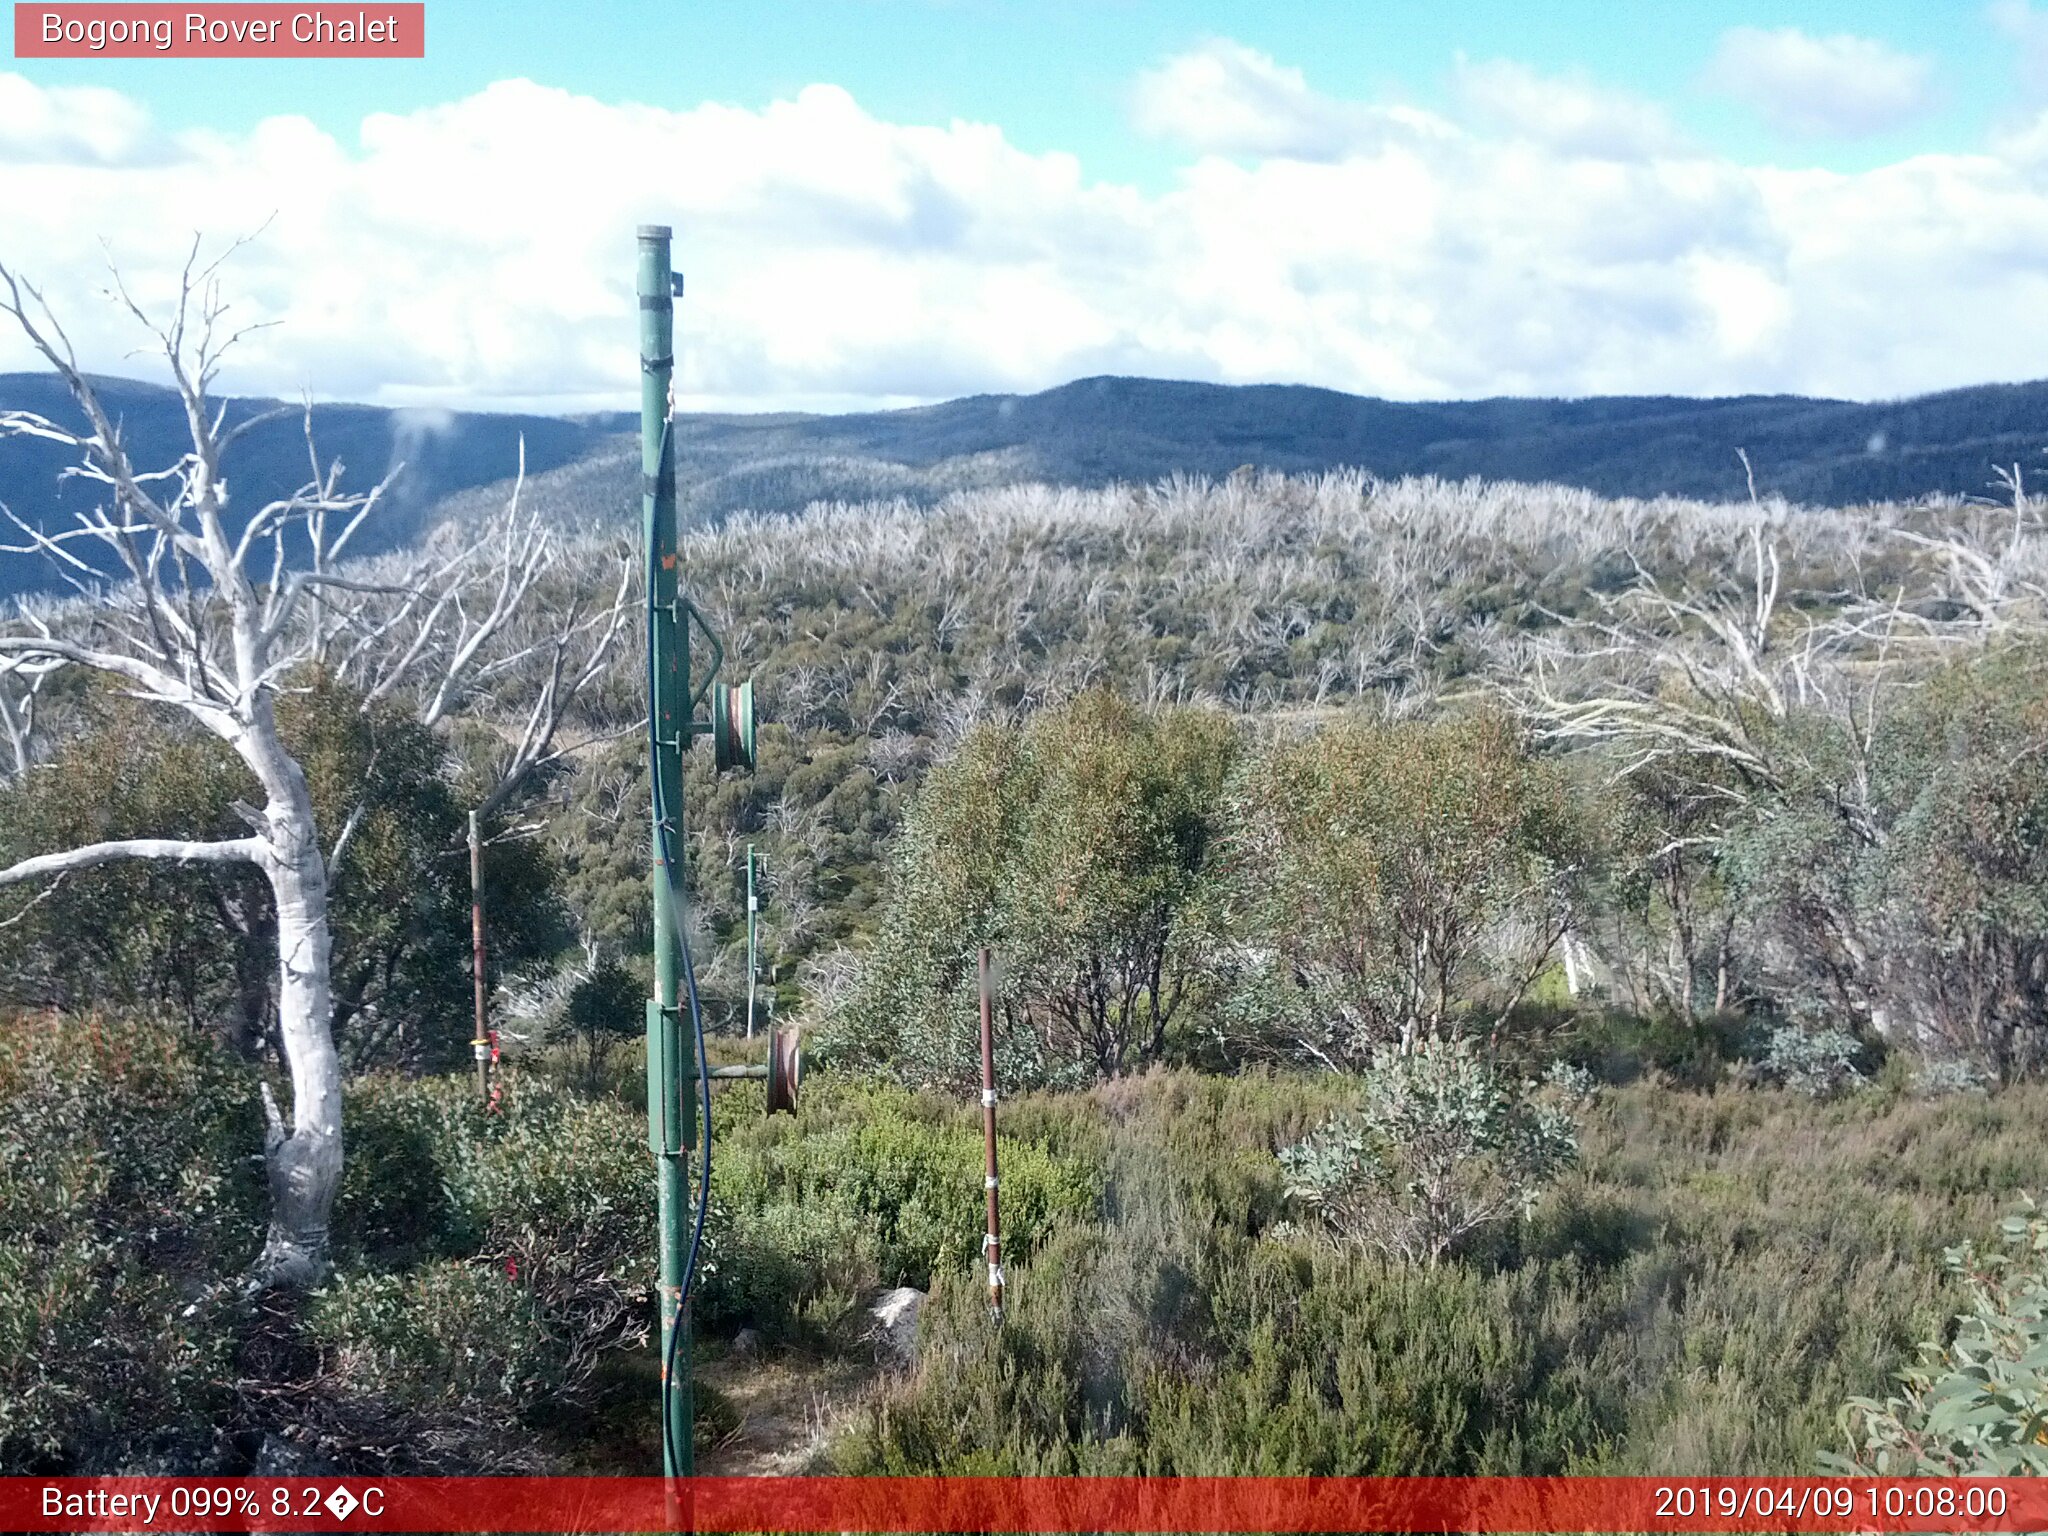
[646, 428, 714, 1480]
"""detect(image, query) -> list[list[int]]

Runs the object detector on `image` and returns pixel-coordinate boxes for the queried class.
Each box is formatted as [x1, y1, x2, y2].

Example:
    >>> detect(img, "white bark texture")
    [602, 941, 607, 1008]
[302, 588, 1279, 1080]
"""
[241, 697, 344, 1287]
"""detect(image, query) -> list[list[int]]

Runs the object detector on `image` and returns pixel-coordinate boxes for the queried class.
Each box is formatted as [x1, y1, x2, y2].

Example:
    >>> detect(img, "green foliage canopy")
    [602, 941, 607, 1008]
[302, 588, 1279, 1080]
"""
[1724, 649, 2048, 1076]
[0, 674, 565, 1070]
[1210, 711, 1589, 1066]
[836, 691, 1236, 1088]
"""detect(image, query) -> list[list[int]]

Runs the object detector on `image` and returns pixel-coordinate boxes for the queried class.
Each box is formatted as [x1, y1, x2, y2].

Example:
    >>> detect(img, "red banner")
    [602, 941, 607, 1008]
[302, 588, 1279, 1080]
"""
[4, 1476, 2046, 1532]
[13, 4, 424, 57]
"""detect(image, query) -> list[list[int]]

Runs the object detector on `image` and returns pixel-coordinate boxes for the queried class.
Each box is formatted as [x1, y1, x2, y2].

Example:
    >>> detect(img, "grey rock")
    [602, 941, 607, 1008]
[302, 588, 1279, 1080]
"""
[865, 1285, 925, 1367]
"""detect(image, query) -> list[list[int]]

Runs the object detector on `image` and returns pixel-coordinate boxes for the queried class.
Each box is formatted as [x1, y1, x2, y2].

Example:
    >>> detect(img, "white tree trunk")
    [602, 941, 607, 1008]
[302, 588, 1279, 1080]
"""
[242, 706, 344, 1290]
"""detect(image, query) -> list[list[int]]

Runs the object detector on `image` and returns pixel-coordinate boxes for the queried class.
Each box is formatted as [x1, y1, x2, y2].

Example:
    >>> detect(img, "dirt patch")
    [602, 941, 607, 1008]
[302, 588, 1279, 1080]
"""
[693, 1352, 880, 1475]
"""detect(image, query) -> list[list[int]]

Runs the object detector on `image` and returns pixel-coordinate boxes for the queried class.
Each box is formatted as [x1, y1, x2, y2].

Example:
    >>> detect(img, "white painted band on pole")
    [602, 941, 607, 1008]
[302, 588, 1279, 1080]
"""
[981, 1089, 998, 1107]
[985, 1174, 999, 1190]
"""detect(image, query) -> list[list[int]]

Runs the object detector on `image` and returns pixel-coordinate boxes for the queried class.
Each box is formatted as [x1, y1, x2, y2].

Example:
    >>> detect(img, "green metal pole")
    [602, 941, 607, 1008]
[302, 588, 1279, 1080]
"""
[745, 844, 757, 1041]
[639, 223, 695, 1478]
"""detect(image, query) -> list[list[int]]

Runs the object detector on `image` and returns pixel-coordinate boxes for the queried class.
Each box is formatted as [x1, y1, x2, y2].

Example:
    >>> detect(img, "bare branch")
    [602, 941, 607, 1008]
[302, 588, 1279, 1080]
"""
[0, 835, 263, 888]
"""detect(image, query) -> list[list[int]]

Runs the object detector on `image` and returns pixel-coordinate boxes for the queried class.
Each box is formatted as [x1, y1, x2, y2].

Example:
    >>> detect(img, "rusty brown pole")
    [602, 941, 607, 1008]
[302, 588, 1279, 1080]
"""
[978, 947, 1003, 1320]
[469, 808, 490, 1104]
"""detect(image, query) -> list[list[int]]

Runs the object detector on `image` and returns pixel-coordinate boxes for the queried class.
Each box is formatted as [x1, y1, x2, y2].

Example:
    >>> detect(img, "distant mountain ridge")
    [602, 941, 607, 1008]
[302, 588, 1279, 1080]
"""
[2, 370, 2043, 597]
[651, 374, 2048, 508]
[0, 372, 602, 598]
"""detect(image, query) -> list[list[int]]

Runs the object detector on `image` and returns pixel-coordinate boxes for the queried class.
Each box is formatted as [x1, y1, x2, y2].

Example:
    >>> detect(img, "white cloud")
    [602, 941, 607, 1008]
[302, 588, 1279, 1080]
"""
[0, 50, 2044, 415]
[0, 73, 158, 163]
[1706, 27, 1936, 139]
[1131, 39, 1447, 161]
[1452, 57, 1678, 161]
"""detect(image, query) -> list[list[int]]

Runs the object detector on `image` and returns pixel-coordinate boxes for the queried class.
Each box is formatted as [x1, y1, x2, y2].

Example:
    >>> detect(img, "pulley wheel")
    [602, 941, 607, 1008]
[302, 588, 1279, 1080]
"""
[712, 678, 756, 773]
[764, 1023, 801, 1116]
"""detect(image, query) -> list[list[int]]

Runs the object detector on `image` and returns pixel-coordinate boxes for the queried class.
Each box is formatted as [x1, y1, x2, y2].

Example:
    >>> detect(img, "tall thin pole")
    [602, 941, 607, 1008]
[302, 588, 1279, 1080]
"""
[978, 948, 1003, 1321]
[467, 809, 489, 1105]
[640, 223, 694, 1477]
[745, 843, 758, 1041]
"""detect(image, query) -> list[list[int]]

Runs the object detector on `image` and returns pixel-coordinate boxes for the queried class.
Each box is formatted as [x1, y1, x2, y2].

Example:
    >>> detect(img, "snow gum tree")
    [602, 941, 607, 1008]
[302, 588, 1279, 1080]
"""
[0, 248, 629, 1287]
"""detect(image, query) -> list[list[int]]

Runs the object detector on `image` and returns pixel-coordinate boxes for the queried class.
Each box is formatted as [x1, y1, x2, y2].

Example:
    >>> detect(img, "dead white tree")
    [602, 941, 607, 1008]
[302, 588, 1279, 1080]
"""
[0, 248, 366, 1287]
[1516, 524, 1847, 799]
[1891, 463, 2048, 636]
[0, 656, 53, 780]
[333, 455, 636, 823]
[1518, 483, 2047, 812]
[0, 245, 632, 1286]
[1510, 492, 2046, 1040]
[1509, 520, 1850, 1018]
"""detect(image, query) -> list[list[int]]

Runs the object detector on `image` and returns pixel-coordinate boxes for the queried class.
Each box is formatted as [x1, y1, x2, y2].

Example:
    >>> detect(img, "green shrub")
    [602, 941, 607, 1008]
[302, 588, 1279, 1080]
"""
[1561, 1007, 1753, 1088]
[837, 1069, 2048, 1475]
[445, 1088, 655, 1381]
[563, 953, 645, 1092]
[1827, 1198, 2048, 1474]
[1209, 711, 1589, 1065]
[1722, 651, 2048, 1080]
[335, 1070, 1101, 1356]
[308, 1261, 555, 1416]
[834, 1190, 1603, 1475]
[0, 1011, 261, 1471]
[329, 1070, 652, 1408]
[698, 1198, 879, 1333]
[710, 1079, 1102, 1304]
[834, 693, 1235, 1088]
[1278, 1041, 1580, 1265]
[332, 1074, 475, 1266]
[1763, 1026, 1867, 1099]
[1910, 1057, 1996, 1099]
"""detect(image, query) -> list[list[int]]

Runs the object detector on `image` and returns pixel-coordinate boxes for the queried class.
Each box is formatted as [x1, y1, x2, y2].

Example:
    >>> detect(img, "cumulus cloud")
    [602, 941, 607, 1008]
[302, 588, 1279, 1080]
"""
[1452, 56, 1678, 161]
[0, 50, 2043, 413]
[1131, 38, 1443, 160]
[1705, 27, 1936, 139]
[0, 73, 159, 163]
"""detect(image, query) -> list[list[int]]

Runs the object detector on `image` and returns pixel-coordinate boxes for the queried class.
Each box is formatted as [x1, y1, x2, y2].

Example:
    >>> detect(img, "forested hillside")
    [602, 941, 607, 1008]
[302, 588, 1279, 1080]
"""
[7, 368, 2047, 599]
[419, 374, 2048, 539]
[5, 421, 2046, 1475]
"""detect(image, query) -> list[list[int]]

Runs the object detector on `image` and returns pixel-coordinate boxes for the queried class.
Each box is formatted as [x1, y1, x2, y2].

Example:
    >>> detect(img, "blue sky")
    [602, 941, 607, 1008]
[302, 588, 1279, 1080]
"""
[28, 1, 2030, 181]
[6, 1, 2048, 411]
